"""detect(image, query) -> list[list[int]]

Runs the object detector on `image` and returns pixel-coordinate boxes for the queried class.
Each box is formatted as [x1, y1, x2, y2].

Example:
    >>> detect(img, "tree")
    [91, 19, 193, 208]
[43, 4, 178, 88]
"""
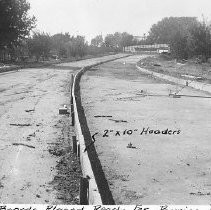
[91, 35, 104, 47]
[120, 32, 134, 49]
[104, 34, 116, 48]
[187, 21, 211, 60]
[113, 32, 122, 48]
[148, 17, 198, 44]
[28, 32, 52, 61]
[51, 33, 70, 58]
[104, 32, 134, 51]
[67, 36, 87, 58]
[0, 0, 36, 49]
[10, 40, 29, 62]
[75, 36, 87, 57]
[147, 17, 199, 58]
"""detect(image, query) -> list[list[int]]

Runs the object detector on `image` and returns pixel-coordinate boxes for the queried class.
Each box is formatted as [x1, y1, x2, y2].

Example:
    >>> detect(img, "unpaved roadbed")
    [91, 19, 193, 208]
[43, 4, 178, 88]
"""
[81, 55, 211, 204]
[0, 68, 81, 204]
[0, 54, 129, 204]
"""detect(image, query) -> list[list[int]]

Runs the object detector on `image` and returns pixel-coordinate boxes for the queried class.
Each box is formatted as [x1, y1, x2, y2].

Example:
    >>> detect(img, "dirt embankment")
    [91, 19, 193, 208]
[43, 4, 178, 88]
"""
[138, 55, 211, 84]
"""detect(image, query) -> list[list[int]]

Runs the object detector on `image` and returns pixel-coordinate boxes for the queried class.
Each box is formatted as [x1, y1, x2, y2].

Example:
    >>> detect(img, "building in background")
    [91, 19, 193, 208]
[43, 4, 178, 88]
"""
[124, 43, 170, 53]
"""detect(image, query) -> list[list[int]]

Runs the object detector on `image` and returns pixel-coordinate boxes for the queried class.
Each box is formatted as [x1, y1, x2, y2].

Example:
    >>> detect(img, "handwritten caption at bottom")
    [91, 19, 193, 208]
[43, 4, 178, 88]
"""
[0, 205, 208, 210]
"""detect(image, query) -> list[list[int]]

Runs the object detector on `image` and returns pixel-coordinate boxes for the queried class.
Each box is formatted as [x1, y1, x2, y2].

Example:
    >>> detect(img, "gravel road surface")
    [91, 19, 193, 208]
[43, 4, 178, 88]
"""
[0, 67, 81, 204]
[0, 54, 126, 204]
[81, 55, 211, 204]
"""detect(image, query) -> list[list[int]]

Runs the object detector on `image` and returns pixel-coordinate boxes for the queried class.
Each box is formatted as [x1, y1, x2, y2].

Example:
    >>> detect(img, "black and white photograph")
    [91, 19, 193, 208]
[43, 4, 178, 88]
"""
[0, 0, 211, 205]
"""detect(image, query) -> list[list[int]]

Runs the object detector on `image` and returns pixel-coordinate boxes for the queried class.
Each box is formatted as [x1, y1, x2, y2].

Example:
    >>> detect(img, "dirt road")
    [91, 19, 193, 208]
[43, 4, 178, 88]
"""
[0, 54, 125, 204]
[81, 55, 211, 204]
[0, 67, 81, 204]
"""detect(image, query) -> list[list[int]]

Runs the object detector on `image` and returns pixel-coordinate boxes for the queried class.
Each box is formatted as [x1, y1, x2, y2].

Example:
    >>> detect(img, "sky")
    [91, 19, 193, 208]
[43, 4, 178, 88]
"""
[28, 0, 211, 42]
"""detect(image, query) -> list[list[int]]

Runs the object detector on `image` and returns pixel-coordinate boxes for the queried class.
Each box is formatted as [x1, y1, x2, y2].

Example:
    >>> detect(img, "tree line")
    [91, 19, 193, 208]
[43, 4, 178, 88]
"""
[0, 0, 136, 62]
[27, 31, 136, 61]
[27, 32, 88, 61]
[5, 31, 136, 62]
[146, 17, 211, 61]
[1, 0, 211, 62]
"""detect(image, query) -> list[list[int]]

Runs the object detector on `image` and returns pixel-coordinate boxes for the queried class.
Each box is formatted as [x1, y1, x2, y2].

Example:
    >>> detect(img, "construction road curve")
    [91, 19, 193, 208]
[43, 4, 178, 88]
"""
[0, 54, 125, 204]
[0, 54, 210, 204]
[80, 55, 211, 204]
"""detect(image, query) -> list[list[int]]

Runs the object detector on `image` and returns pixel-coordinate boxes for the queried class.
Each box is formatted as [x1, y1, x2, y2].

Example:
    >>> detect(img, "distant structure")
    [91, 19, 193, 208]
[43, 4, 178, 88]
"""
[133, 35, 147, 42]
[124, 44, 170, 53]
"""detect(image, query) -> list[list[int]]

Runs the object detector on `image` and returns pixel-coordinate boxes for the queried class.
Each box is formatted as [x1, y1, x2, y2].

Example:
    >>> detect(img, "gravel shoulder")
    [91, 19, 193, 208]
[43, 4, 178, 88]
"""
[80, 55, 211, 204]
